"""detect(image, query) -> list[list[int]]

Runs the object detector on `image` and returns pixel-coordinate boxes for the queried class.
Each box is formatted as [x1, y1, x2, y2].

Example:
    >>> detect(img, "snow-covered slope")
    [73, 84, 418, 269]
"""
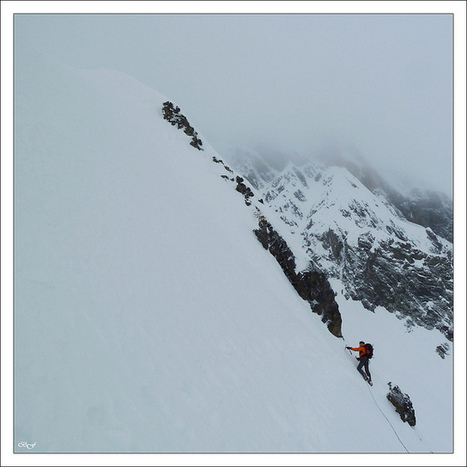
[14, 60, 452, 453]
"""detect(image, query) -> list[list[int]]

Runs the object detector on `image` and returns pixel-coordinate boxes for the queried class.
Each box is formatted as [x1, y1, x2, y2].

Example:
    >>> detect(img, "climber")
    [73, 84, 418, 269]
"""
[346, 341, 373, 384]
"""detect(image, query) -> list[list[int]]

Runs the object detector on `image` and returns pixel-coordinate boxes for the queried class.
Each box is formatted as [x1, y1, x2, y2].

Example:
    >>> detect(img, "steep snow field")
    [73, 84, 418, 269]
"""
[14, 57, 454, 457]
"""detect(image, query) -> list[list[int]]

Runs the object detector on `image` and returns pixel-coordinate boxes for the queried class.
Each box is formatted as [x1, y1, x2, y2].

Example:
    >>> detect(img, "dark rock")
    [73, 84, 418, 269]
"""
[235, 176, 254, 205]
[162, 101, 203, 151]
[386, 382, 416, 427]
[322, 229, 343, 259]
[358, 233, 374, 251]
[436, 342, 450, 359]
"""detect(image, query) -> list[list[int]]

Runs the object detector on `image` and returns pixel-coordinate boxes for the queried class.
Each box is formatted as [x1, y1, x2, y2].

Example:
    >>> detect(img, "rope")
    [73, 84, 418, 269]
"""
[345, 345, 410, 452]
[366, 384, 410, 453]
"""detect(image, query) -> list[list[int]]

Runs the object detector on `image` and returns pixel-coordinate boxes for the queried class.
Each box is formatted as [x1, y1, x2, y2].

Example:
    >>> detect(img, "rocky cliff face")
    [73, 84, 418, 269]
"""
[230, 153, 453, 341]
[254, 214, 342, 337]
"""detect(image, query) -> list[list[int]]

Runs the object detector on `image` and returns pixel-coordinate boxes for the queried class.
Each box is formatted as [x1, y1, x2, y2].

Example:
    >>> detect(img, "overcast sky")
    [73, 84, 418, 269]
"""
[14, 12, 453, 195]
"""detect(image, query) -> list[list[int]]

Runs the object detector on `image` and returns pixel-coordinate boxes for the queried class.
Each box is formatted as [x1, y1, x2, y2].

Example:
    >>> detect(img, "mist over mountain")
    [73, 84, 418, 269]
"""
[227, 145, 453, 241]
[13, 12, 453, 198]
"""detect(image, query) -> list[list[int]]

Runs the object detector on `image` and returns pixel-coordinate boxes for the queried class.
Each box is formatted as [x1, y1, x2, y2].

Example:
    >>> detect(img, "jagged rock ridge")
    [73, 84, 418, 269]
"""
[162, 101, 203, 150]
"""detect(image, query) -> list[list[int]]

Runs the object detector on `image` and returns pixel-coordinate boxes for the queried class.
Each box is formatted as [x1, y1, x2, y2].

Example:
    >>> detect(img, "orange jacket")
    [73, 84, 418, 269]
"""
[350, 345, 368, 358]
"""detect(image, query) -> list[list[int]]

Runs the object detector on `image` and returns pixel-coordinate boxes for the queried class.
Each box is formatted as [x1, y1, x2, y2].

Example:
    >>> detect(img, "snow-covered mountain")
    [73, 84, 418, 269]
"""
[229, 152, 453, 342]
[14, 58, 453, 454]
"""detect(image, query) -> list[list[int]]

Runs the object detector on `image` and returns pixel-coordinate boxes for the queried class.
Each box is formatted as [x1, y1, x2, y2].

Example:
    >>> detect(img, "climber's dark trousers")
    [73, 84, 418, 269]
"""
[357, 357, 371, 380]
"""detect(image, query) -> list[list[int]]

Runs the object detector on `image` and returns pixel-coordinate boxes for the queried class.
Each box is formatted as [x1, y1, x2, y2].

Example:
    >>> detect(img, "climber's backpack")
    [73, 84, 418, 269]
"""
[365, 343, 374, 359]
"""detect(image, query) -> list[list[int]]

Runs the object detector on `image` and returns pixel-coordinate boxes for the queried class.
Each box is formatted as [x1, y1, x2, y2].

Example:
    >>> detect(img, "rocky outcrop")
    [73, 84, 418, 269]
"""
[387, 383, 416, 427]
[162, 101, 203, 150]
[436, 342, 450, 359]
[254, 215, 342, 337]
[212, 157, 256, 206]
[235, 176, 255, 205]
